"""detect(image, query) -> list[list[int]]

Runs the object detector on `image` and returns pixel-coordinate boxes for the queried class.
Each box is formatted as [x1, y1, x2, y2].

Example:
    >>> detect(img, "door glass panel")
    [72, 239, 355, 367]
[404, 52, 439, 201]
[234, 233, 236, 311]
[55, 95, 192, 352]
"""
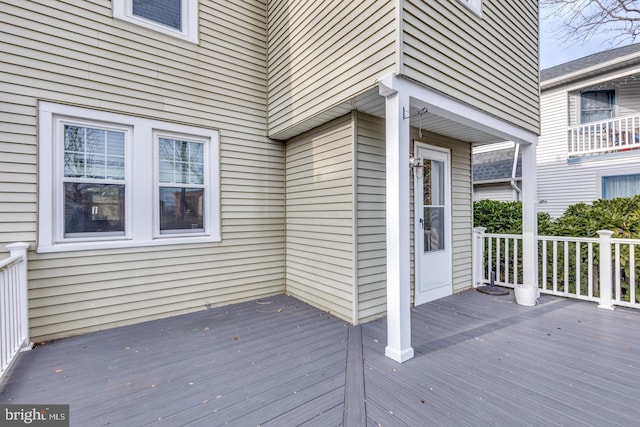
[423, 159, 445, 253]
[424, 206, 444, 252]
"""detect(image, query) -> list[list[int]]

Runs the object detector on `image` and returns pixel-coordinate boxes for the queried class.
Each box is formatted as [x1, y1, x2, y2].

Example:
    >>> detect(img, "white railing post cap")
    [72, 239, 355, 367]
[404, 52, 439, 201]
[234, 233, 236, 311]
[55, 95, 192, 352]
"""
[6, 242, 30, 251]
[597, 230, 614, 237]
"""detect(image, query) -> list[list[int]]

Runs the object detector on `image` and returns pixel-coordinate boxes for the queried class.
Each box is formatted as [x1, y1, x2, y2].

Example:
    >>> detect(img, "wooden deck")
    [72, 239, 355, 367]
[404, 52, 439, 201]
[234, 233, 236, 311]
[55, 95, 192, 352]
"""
[1, 290, 639, 426]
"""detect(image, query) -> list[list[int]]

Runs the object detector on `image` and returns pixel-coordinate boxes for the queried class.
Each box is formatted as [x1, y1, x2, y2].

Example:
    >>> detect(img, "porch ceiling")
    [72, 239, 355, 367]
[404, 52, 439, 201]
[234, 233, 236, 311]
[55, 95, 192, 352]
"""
[271, 87, 513, 145]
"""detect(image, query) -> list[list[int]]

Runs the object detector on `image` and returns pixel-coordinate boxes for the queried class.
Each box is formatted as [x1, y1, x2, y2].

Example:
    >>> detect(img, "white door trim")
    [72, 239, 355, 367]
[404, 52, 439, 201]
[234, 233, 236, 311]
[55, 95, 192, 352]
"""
[414, 142, 453, 306]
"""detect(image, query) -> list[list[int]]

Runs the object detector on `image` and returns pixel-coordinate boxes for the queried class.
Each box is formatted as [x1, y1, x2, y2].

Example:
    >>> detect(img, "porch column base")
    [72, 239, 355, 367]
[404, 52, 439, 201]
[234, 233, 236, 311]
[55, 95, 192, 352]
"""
[385, 346, 415, 363]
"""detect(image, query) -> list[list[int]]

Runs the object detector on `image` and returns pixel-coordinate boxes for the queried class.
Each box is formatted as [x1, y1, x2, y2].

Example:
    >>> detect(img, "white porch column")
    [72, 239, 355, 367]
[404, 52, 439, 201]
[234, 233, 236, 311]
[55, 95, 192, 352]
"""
[382, 84, 414, 363]
[520, 141, 538, 288]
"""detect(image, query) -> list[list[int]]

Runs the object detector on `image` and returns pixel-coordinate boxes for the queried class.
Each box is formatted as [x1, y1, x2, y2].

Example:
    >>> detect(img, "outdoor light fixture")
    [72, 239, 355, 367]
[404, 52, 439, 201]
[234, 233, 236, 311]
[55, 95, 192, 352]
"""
[410, 157, 424, 179]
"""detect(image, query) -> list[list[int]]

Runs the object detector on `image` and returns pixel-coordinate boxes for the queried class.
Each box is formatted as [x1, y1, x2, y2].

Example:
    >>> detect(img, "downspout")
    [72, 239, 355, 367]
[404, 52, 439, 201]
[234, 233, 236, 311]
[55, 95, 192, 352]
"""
[511, 143, 521, 201]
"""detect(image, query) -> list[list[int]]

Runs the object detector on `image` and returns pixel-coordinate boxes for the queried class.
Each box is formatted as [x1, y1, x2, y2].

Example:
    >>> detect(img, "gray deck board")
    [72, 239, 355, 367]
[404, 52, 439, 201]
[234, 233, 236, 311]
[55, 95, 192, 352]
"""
[343, 325, 366, 426]
[2, 291, 640, 426]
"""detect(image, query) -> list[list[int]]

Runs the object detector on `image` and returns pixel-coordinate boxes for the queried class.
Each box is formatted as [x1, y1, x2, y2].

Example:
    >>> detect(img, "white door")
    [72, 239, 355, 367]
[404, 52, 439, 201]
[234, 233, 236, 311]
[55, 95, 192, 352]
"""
[414, 144, 452, 305]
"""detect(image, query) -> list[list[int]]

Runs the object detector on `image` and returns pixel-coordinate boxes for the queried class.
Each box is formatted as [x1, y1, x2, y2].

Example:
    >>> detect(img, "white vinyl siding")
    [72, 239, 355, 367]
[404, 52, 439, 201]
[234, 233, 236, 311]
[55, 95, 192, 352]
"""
[540, 78, 640, 217]
[266, 0, 396, 139]
[402, 0, 539, 134]
[1, 0, 285, 341]
[473, 183, 518, 202]
[285, 116, 354, 322]
[355, 113, 387, 323]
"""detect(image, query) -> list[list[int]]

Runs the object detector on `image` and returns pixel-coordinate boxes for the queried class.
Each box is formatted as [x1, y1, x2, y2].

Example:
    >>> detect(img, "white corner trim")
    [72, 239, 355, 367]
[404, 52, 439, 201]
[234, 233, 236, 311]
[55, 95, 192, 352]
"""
[458, 0, 483, 18]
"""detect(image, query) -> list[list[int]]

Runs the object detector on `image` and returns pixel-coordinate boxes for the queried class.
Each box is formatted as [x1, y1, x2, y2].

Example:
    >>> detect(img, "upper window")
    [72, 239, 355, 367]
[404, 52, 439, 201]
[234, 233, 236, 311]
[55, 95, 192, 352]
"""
[580, 90, 615, 123]
[38, 102, 220, 253]
[602, 173, 640, 199]
[113, 0, 198, 43]
[458, 0, 482, 16]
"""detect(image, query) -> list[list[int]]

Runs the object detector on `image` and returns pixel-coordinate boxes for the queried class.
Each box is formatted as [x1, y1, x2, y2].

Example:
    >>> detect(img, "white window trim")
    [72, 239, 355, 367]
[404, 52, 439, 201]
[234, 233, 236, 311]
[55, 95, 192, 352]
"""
[38, 102, 220, 253]
[113, 0, 199, 44]
[153, 131, 210, 239]
[579, 89, 616, 124]
[54, 118, 133, 243]
[458, 0, 483, 17]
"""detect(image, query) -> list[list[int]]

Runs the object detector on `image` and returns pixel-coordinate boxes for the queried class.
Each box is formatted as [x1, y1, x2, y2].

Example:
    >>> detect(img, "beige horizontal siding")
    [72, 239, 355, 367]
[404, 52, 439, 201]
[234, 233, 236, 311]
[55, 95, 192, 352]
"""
[474, 183, 517, 202]
[355, 113, 387, 323]
[285, 115, 354, 322]
[266, 0, 396, 138]
[402, 0, 539, 134]
[0, 0, 287, 341]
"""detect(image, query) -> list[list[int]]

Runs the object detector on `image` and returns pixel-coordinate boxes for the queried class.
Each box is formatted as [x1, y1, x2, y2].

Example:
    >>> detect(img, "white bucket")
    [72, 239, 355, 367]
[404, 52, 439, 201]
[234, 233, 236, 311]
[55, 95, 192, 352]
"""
[514, 285, 538, 306]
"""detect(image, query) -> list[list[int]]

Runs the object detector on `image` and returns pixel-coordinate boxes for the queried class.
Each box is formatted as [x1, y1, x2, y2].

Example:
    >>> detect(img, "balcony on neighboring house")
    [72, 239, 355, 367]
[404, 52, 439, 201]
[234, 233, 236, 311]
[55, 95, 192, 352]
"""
[566, 77, 640, 157]
[568, 113, 640, 157]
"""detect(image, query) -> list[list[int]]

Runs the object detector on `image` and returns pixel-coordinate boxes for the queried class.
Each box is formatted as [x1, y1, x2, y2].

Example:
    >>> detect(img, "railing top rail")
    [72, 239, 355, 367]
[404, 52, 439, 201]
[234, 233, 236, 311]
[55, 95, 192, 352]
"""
[483, 234, 602, 243]
[483, 233, 522, 239]
[538, 235, 599, 243]
[0, 254, 23, 272]
[567, 113, 640, 130]
[611, 237, 640, 244]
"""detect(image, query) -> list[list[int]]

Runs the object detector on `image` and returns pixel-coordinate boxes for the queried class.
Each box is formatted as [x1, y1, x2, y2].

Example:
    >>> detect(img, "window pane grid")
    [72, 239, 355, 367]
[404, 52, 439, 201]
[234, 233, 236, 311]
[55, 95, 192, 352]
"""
[159, 138, 204, 185]
[64, 125, 125, 181]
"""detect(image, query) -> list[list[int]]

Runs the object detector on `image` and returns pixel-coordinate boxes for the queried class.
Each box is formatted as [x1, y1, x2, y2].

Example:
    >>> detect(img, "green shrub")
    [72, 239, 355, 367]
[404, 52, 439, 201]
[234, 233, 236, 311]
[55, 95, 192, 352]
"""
[472, 199, 554, 235]
[474, 196, 640, 238]
[474, 197, 640, 303]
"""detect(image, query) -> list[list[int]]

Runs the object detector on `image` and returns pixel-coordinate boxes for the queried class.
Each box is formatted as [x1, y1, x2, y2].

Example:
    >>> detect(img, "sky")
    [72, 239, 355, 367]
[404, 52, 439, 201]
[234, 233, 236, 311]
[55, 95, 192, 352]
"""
[539, 10, 635, 70]
[540, 17, 612, 69]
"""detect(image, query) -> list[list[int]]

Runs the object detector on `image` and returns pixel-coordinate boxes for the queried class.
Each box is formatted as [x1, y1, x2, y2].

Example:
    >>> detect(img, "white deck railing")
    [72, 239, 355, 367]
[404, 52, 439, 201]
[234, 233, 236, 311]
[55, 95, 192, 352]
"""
[568, 114, 640, 156]
[473, 228, 640, 310]
[0, 242, 31, 383]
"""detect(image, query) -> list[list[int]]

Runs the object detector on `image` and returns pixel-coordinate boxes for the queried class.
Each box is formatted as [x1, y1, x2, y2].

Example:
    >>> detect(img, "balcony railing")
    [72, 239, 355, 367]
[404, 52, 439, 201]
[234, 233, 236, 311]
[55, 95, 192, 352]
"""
[568, 114, 640, 156]
[0, 243, 31, 384]
[473, 228, 640, 310]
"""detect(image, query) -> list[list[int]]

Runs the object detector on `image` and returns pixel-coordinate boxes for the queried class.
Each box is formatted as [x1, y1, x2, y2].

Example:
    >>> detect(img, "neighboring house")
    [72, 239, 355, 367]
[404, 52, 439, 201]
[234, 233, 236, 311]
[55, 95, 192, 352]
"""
[0, 0, 539, 362]
[473, 141, 522, 201]
[538, 43, 640, 217]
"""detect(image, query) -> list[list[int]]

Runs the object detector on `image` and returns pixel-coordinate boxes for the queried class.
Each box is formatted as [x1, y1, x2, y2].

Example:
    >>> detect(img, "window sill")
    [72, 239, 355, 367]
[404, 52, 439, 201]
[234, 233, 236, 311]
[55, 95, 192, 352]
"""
[37, 234, 221, 254]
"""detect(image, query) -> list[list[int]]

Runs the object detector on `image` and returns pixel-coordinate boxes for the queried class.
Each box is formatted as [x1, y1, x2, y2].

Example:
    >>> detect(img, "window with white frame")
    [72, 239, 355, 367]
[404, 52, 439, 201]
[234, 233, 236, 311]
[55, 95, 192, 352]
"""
[157, 135, 206, 234]
[113, 0, 199, 43]
[38, 102, 220, 253]
[602, 173, 640, 199]
[62, 122, 128, 238]
[458, 0, 482, 16]
[580, 90, 615, 123]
